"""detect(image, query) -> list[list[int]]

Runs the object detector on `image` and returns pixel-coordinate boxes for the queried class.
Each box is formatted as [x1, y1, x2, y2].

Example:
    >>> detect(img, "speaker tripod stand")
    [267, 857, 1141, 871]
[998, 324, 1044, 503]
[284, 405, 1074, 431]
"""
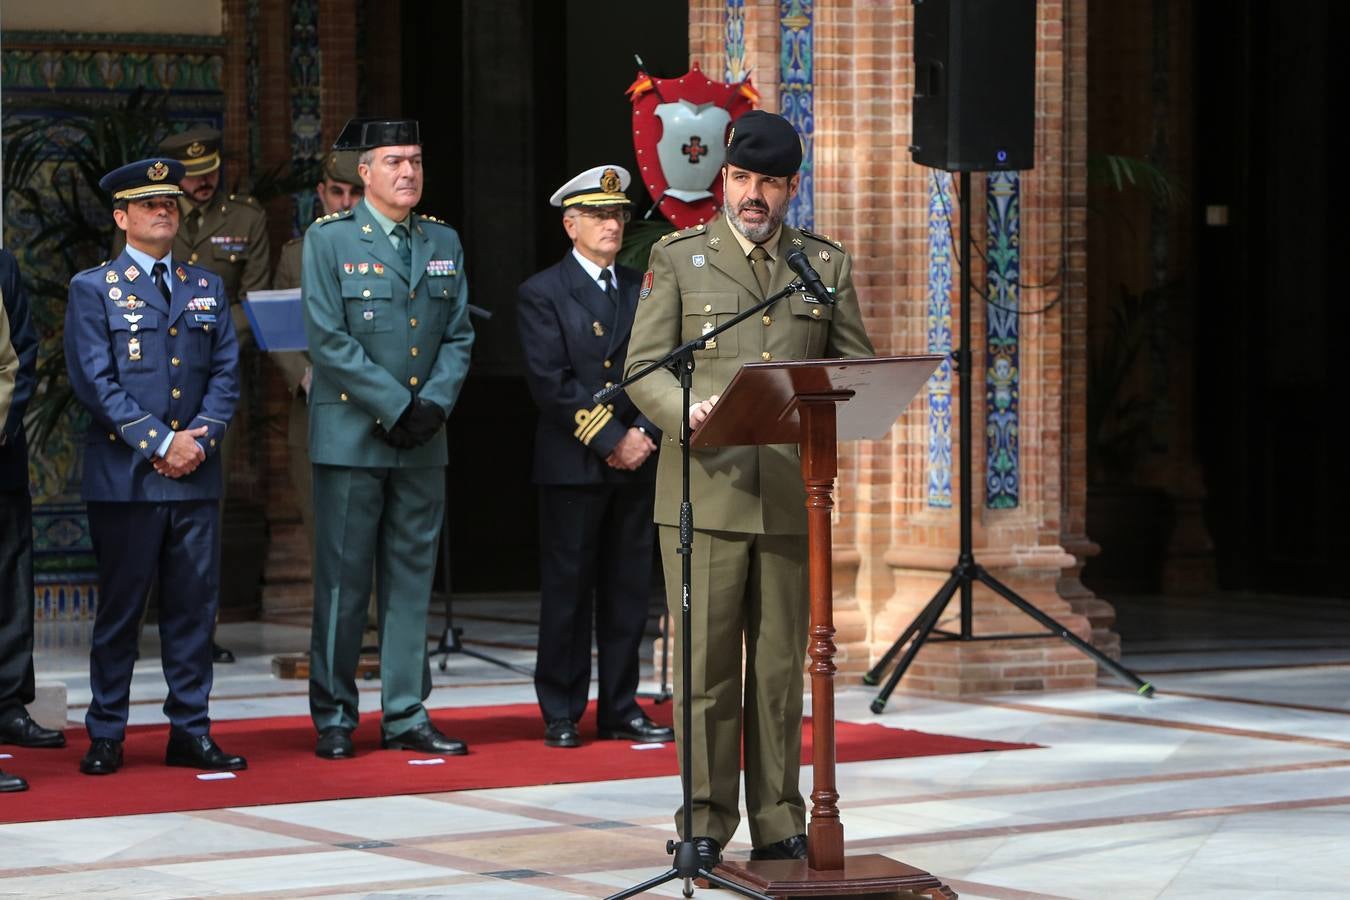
[864, 171, 1154, 711]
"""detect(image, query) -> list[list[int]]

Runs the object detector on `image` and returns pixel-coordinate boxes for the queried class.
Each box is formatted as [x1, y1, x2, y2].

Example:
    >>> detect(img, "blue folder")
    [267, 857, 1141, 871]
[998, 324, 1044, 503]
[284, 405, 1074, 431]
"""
[241, 289, 306, 351]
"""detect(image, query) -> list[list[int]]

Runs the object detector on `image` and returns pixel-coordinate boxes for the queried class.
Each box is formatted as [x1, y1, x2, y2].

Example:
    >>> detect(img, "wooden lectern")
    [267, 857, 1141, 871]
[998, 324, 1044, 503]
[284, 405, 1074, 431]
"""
[692, 355, 956, 899]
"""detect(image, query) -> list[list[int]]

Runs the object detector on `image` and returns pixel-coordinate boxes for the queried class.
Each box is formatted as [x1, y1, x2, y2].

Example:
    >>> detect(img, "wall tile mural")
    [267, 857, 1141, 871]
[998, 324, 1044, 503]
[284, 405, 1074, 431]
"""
[985, 171, 1021, 508]
[779, 0, 813, 230]
[926, 172, 954, 508]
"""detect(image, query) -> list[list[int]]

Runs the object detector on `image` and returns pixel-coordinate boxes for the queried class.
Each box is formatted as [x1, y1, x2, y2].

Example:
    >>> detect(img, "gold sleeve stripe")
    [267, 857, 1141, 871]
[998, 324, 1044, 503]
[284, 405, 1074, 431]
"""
[573, 404, 613, 445]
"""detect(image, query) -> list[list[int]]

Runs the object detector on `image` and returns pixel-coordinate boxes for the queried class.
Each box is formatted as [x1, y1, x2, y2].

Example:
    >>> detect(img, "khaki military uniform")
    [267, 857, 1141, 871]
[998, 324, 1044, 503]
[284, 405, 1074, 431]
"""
[624, 213, 874, 848]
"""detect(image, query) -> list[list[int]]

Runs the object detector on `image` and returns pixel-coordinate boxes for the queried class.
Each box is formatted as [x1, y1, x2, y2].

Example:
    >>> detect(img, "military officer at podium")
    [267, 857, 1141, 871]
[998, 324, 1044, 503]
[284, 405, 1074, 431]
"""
[302, 118, 475, 760]
[65, 158, 244, 775]
[624, 111, 874, 868]
[272, 149, 365, 552]
[516, 165, 672, 750]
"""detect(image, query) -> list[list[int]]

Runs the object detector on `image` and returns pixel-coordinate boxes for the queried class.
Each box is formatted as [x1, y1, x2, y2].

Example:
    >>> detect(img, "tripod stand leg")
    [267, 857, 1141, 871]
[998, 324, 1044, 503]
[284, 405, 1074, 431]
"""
[862, 597, 929, 686]
[870, 573, 961, 713]
[973, 566, 1155, 697]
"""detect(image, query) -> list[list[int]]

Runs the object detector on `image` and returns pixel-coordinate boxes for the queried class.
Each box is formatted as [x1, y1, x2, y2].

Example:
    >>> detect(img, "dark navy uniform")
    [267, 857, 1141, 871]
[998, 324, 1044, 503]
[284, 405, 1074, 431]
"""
[516, 164, 667, 746]
[65, 196, 240, 743]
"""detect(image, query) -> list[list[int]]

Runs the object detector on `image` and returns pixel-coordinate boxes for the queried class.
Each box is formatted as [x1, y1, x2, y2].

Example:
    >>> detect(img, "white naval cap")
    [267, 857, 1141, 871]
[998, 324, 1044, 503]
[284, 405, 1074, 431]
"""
[549, 164, 633, 208]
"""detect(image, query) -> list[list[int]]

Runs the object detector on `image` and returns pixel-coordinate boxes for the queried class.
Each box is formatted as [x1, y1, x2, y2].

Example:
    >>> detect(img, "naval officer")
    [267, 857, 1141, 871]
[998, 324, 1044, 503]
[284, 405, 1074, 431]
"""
[65, 158, 245, 775]
[303, 118, 475, 760]
[624, 110, 875, 868]
[516, 165, 672, 749]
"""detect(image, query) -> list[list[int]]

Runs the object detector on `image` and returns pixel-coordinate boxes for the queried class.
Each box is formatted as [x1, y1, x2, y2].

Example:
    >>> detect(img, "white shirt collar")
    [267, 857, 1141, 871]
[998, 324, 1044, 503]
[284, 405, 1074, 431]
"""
[571, 248, 616, 286]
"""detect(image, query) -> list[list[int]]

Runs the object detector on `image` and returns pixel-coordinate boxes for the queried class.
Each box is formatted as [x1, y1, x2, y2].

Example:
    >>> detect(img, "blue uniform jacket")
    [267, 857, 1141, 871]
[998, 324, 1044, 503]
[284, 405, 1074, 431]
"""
[516, 254, 658, 486]
[1, 249, 37, 491]
[64, 250, 239, 502]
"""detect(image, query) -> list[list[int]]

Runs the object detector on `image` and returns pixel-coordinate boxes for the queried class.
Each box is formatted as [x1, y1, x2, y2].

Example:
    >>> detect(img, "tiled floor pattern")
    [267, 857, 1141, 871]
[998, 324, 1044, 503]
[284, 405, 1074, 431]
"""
[3, 591, 1348, 898]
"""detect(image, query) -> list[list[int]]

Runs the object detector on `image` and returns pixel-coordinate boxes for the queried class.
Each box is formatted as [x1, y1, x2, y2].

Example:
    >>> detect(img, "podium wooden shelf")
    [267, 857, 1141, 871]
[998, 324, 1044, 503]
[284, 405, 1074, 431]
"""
[693, 355, 953, 897]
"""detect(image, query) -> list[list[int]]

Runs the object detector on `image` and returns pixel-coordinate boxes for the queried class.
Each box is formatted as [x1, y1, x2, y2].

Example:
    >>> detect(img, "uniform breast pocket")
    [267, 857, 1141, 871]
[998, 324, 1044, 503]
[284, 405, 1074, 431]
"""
[108, 311, 161, 372]
[211, 241, 251, 268]
[425, 275, 456, 300]
[787, 294, 834, 358]
[681, 291, 739, 358]
[341, 279, 394, 333]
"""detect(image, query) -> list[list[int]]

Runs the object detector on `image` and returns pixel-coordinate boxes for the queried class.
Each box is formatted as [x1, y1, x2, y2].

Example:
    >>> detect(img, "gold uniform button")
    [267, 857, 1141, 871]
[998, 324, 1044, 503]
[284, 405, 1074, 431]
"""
[210, 439, 217, 447]
[603, 359, 612, 369]
[409, 317, 418, 327]
[108, 433, 116, 441]
[409, 376, 419, 386]
[189, 253, 198, 263]
[171, 357, 181, 367]
[340, 392, 349, 401]
[203, 324, 210, 332]
[410, 347, 419, 357]
[762, 315, 772, 326]
[606, 403, 614, 412]
[761, 351, 772, 360]
[604, 381, 614, 388]
[811, 308, 821, 318]
[409, 290, 416, 299]
[229, 253, 238, 262]
[703, 304, 712, 313]
[169, 327, 178, 336]
[171, 387, 182, 399]
[170, 419, 180, 429]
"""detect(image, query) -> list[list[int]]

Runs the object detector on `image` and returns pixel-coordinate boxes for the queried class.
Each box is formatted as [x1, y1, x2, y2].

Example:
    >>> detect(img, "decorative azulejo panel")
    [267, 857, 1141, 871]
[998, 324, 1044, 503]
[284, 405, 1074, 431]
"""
[926, 172, 954, 508]
[724, 0, 748, 82]
[985, 171, 1021, 509]
[288, 0, 323, 233]
[779, 1, 813, 230]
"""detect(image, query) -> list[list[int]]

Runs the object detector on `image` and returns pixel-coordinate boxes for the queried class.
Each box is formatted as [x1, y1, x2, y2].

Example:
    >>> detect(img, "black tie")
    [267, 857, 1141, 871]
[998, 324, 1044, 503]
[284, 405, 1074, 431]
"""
[152, 262, 172, 303]
[394, 223, 412, 268]
[599, 268, 618, 305]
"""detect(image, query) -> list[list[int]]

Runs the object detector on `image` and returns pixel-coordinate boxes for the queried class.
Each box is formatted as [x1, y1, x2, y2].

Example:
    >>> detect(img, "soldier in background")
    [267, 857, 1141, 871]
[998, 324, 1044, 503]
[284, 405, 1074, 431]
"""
[155, 124, 272, 664]
[271, 150, 364, 552]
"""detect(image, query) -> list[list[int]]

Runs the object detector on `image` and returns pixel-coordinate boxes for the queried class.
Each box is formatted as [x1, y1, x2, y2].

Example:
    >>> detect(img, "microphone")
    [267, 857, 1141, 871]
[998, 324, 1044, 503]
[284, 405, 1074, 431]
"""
[785, 250, 834, 305]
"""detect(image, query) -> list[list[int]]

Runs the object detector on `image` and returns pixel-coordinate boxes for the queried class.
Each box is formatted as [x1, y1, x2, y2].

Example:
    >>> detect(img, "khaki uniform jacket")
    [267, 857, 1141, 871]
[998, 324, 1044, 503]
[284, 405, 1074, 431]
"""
[624, 214, 874, 534]
[301, 201, 474, 468]
[271, 237, 309, 449]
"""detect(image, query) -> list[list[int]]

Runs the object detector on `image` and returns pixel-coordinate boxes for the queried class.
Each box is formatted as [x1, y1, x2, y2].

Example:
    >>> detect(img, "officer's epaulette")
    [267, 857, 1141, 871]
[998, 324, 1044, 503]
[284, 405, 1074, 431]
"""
[77, 260, 110, 277]
[659, 223, 708, 244]
[415, 212, 451, 228]
[798, 228, 844, 251]
[315, 208, 356, 226]
[227, 193, 262, 209]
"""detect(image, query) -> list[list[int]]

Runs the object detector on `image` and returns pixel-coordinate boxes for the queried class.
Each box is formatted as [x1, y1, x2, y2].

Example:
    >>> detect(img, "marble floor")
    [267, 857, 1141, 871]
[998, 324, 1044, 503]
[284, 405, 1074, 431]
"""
[3, 590, 1349, 898]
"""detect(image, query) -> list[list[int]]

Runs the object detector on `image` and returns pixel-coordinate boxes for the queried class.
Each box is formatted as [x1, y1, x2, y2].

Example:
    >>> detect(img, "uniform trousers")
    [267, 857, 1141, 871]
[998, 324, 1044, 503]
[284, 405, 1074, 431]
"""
[659, 525, 809, 848]
[0, 488, 35, 723]
[85, 500, 219, 740]
[534, 482, 654, 727]
[309, 463, 444, 738]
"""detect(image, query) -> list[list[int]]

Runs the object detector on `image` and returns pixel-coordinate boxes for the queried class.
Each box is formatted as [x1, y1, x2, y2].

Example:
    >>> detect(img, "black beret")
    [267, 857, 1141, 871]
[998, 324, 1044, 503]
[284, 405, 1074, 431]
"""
[725, 110, 803, 177]
[333, 118, 420, 151]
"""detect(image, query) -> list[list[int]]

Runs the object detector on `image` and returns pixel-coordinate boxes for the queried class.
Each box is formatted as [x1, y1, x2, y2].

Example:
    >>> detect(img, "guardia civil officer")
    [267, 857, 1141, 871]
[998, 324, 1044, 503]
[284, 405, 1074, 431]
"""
[65, 159, 244, 775]
[272, 150, 365, 553]
[516, 166, 672, 749]
[155, 124, 271, 664]
[624, 111, 875, 868]
[303, 118, 474, 760]
[1, 249, 65, 786]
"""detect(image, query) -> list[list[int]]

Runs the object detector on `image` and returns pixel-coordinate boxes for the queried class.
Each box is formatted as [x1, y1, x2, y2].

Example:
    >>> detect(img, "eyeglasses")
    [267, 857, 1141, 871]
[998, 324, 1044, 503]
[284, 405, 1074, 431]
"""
[576, 206, 632, 223]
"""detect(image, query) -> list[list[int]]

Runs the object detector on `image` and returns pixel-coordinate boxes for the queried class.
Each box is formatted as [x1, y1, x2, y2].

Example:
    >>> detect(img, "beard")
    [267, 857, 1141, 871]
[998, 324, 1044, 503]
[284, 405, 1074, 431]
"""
[727, 196, 787, 244]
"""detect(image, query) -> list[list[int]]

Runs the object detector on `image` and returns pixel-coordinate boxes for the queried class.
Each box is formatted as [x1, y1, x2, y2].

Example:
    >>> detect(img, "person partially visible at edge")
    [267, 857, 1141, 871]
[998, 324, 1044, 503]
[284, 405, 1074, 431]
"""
[301, 117, 475, 762]
[65, 158, 244, 777]
[622, 109, 875, 870]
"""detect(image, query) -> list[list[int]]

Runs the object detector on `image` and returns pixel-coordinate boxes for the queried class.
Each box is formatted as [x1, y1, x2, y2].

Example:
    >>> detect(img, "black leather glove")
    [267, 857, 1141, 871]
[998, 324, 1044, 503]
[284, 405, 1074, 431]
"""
[402, 397, 446, 444]
[374, 402, 420, 449]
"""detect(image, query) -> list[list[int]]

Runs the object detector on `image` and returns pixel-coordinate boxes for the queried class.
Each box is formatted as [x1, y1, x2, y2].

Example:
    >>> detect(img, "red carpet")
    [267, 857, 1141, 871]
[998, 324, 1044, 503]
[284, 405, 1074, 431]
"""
[0, 701, 1037, 824]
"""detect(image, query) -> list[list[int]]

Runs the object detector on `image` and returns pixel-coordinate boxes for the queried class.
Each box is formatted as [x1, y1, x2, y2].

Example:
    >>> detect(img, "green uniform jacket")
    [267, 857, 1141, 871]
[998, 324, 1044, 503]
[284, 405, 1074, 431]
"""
[301, 201, 474, 468]
[624, 214, 874, 534]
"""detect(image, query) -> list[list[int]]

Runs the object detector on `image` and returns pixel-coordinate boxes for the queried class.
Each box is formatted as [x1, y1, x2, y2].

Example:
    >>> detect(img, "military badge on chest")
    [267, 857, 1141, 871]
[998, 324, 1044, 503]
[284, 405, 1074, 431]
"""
[426, 259, 456, 277]
[127, 336, 142, 361]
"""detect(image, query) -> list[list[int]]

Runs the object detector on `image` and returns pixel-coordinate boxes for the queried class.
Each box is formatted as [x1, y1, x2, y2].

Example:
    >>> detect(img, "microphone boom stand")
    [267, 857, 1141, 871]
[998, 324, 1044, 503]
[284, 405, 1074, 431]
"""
[600, 279, 811, 900]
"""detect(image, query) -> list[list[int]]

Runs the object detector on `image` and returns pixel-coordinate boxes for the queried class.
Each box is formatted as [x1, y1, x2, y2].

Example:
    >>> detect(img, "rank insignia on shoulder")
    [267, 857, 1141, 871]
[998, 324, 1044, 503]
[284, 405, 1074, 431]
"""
[361, 224, 373, 234]
[792, 238, 804, 247]
[820, 250, 831, 262]
[708, 237, 721, 249]
[176, 266, 187, 282]
[640, 270, 654, 300]
[105, 270, 119, 283]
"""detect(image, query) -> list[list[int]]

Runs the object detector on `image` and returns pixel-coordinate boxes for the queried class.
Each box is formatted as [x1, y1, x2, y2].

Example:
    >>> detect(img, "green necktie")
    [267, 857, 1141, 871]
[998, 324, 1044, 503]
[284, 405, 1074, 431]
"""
[395, 223, 412, 268]
[749, 245, 772, 296]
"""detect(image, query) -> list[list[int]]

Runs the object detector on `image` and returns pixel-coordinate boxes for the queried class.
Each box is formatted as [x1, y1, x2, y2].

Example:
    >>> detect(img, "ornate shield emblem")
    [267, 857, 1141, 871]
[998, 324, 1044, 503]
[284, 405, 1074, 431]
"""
[629, 61, 758, 229]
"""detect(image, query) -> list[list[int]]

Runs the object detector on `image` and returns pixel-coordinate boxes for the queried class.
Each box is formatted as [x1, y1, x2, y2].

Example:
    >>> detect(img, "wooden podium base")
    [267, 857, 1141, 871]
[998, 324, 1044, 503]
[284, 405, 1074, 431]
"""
[715, 854, 957, 899]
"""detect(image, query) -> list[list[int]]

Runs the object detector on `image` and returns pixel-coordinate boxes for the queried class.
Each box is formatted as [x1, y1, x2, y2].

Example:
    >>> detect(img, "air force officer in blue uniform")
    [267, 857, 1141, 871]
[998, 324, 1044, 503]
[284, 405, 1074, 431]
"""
[64, 159, 244, 775]
[515, 166, 671, 749]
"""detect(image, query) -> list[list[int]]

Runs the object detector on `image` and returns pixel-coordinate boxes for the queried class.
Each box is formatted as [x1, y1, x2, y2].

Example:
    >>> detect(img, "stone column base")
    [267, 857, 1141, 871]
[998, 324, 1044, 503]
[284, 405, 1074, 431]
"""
[30, 681, 69, 731]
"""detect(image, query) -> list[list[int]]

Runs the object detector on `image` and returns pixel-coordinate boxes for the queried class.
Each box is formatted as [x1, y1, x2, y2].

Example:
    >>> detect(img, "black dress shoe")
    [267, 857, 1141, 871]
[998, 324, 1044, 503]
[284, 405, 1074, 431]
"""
[381, 722, 467, 755]
[315, 727, 354, 759]
[80, 738, 123, 775]
[0, 712, 66, 748]
[599, 714, 674, 743]
[750, 832, 808, 860]
[544, 718, 581, 748]
[212, 642, 236, 664]
[166, 733, 248, 771]
[0, 768, 27, 792]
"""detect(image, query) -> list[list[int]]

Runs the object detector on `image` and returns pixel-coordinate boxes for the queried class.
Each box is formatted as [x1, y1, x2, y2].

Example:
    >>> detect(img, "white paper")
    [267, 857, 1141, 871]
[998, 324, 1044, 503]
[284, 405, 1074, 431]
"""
[632, 742, 667, 750]
[196, 772, 238, 781]
[408, 757, 446, 766]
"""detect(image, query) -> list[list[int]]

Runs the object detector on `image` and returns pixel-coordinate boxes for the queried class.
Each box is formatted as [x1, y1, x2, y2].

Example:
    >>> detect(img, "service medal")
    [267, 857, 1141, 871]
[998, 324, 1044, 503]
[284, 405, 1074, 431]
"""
[108, 287, 122, 301]
[105, 270, 119, 284]
[127, 337, 142, 361]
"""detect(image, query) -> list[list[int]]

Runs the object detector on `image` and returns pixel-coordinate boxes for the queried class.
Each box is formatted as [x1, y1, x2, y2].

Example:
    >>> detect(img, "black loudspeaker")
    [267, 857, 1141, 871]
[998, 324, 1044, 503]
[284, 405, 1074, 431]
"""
[911, 0, 1036, 171]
